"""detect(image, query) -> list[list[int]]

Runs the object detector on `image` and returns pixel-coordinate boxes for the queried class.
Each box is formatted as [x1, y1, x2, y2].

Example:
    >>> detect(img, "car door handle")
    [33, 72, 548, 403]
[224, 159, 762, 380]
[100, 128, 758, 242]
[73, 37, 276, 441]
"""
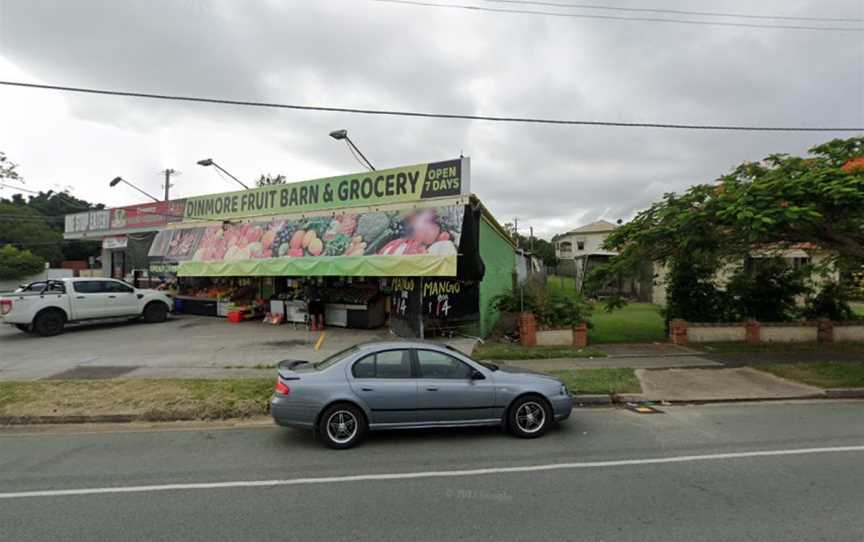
[108, 295, 116, 299]
[361, 387, 374, 392]
[76, 296, 85, 299]
[425, 386, 439, 391]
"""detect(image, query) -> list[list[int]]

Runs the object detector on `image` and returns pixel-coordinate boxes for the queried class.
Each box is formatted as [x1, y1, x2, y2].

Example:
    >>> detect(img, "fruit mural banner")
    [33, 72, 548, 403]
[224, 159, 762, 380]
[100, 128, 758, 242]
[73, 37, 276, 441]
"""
[149, 205, 465, 277]
[182, 158, 469, 221]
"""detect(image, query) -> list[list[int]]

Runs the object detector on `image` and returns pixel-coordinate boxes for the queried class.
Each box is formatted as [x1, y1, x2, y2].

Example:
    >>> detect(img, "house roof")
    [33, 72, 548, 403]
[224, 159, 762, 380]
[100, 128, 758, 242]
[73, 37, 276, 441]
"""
[562, 219, 618, 235]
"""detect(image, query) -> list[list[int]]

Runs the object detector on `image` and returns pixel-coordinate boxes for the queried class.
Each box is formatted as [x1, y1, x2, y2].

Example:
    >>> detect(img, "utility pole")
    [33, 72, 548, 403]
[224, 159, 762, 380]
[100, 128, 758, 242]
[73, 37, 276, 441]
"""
[162, 169, 177, 201]
[513, 217, 519, 248]
[529, 226, 534, 252]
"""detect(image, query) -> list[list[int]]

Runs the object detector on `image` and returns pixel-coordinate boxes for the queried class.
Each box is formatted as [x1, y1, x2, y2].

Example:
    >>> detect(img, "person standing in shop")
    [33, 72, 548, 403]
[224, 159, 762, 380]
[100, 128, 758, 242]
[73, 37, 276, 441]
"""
[305, 281, 325, 331]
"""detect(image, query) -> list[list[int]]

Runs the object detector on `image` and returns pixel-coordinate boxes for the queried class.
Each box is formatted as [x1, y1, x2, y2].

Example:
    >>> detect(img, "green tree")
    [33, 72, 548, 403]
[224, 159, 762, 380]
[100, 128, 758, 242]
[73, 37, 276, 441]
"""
[0, 244, 45, 281]
[591, 137, 864, 320]
[0, 152, 19, 182]
[501, 223, 559, 267]
[0, 202, 63, 264]
[21, 191, 103, 261]
[604, 137, 864, 265]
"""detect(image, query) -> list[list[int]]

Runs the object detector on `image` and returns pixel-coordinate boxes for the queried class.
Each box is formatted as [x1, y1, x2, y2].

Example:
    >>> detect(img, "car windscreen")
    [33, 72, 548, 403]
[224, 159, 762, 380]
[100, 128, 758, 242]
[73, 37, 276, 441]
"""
[313, 346, 359, 370]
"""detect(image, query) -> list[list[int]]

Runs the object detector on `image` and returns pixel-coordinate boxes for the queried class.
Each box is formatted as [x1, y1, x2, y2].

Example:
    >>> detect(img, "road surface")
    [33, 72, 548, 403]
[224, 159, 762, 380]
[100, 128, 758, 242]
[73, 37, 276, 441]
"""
[1, 401, 863, 541]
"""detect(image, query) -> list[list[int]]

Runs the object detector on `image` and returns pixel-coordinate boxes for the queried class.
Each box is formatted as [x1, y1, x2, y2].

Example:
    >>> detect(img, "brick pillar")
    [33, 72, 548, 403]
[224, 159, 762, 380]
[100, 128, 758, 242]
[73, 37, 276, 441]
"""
[745, 320, 761, 345]
[817, 319, 834, 344]
[573, 323, 588, 348]
[519, 312, 537, 347]
[670, 319, 688, 345]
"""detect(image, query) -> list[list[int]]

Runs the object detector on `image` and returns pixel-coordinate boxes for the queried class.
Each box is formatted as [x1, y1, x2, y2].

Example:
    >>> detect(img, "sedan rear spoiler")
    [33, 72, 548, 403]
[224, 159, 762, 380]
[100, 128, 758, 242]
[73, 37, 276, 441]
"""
[277, 359, 310, 379]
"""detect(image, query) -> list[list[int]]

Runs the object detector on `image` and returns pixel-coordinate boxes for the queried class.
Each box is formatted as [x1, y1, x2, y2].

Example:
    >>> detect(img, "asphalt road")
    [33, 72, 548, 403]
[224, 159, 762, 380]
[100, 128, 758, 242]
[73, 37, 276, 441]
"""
[1, 401, 863, 541]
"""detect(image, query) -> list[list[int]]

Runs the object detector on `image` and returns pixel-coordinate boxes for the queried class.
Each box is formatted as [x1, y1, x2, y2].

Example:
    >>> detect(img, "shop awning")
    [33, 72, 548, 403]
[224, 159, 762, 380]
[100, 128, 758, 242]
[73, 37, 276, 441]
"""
[149, 201, 466, 277]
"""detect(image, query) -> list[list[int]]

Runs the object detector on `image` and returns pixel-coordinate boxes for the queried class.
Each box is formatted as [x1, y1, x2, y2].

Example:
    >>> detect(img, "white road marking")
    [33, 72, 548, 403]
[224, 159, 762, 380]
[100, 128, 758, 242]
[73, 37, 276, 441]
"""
[1, 444, 862, 500]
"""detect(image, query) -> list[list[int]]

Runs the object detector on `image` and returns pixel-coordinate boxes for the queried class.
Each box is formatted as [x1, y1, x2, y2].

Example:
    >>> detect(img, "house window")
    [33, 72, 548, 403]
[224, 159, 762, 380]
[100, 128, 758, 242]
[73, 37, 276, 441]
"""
[792, 257, 811, 269]
[559, 242, 572, 254]
[577, 240, 585, 251]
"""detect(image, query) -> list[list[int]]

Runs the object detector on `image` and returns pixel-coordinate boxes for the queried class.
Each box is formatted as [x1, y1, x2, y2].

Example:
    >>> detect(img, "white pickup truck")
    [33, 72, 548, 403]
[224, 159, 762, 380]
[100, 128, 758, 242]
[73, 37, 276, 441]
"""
[0, 278, 173, 336]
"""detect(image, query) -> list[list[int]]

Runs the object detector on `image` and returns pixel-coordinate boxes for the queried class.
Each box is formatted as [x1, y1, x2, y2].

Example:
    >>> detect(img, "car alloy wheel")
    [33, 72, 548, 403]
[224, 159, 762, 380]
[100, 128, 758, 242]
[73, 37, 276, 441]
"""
[515, 401, 546, 434]
[326, 409, 359, 445]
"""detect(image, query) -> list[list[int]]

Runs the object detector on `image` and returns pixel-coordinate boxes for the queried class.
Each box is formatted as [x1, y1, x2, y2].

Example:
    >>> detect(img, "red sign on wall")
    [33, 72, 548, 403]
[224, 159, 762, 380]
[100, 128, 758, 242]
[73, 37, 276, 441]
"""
[110, 200, 186, 230]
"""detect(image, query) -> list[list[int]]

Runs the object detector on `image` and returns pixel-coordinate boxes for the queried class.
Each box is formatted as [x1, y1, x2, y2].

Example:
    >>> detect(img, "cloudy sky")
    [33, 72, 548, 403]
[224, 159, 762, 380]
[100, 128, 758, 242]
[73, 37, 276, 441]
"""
[1, 0, 862, 236]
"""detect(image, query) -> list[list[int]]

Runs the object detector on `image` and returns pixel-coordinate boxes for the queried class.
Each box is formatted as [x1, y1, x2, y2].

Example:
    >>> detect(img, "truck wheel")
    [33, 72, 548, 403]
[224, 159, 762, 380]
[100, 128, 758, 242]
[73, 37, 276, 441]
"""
[14, 324, 30, 333]
[142, 302, 168, 323]
[33, 309, 66, 337]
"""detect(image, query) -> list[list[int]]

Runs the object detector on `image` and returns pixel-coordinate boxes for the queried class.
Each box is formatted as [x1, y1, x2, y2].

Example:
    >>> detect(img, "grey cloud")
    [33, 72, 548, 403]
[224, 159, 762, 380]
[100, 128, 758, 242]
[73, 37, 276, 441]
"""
[1, 0, 862, 237]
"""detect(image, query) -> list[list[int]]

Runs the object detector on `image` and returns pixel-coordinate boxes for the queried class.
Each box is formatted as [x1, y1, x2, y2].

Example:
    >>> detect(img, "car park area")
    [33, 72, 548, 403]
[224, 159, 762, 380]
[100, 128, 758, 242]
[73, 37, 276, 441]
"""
[0, 314, 476, 381]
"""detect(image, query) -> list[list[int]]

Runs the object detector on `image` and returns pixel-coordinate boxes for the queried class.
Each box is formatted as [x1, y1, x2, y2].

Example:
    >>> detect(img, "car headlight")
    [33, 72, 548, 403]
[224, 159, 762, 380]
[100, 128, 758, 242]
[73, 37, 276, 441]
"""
[560, 384, 568, 396]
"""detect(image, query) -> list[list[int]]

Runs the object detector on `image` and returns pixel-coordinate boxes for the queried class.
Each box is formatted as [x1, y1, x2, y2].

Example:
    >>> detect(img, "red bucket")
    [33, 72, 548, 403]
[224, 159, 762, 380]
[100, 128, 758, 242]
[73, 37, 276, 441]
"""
[227, 310, 244, 323]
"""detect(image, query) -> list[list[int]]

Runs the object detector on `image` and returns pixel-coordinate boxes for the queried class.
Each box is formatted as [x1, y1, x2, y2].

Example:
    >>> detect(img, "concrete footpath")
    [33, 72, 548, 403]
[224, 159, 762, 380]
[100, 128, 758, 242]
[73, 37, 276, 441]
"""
[495, 343, 864, 404]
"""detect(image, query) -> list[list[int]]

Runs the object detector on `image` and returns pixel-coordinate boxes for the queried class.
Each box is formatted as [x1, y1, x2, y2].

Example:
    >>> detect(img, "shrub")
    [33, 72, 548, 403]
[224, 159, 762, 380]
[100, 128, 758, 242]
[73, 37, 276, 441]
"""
[804, 281, 857, 321]
[0, 244, 45, 281]
[725, 258, 809, 322]
[492, 276, 592, 328]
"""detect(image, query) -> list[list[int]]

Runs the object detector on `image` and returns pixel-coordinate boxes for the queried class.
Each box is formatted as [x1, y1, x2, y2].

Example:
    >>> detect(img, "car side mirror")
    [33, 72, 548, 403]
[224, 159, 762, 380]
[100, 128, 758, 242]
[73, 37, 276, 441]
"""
[471, 370, 485, 380]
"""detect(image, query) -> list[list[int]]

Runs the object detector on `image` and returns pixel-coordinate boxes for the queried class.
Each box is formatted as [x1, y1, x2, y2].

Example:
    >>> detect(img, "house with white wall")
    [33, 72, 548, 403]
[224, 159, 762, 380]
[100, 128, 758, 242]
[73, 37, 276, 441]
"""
[553, 220, 649, 298]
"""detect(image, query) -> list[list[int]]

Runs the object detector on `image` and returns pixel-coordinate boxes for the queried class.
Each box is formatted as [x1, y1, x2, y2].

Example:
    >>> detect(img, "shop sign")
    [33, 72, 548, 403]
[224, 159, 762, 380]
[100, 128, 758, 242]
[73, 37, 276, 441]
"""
[110, 200, 186, 230]
[149, 261, 179, 274]
[102, 236, 128, 249]
[65, 200, 186, 236]
[153, 204, 465, 277]
[183, 158, 470, 221]
[392, 277, 479, 320]
[65, 209, 111, 234]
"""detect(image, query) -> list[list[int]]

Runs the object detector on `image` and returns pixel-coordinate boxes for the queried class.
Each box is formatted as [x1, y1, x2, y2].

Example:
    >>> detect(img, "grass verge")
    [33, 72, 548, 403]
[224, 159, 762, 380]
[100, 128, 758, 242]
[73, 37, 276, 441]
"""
[473, 343, 606, 360]
[0, 379, 274, 421]
[694, 342, 864, 354]
[550, 369, 642, 395]
[754, 363, 864, 389]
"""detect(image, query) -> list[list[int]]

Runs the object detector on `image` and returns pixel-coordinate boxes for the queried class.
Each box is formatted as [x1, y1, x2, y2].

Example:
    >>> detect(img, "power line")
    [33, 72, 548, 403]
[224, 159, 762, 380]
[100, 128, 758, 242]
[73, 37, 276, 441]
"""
[371, 0, 864, 31]
[480, 0, 863, 23]
[2, 80, 861, 132]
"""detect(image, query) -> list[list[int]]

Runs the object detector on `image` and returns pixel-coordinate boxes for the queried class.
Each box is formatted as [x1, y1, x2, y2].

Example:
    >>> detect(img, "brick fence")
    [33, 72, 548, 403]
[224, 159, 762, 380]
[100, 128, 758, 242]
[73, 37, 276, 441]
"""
[519, 312, 588, 347]
[670, 319, 864, 345]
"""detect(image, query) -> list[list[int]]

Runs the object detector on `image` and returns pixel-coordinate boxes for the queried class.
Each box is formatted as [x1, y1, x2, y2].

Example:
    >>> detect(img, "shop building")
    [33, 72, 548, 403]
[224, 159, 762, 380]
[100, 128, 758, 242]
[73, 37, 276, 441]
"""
[63, 158, 516, 338]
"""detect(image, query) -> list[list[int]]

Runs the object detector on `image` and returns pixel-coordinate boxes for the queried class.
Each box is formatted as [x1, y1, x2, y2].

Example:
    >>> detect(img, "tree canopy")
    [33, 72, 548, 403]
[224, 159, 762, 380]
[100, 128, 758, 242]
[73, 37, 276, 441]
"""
[602, 137, 864, 271]
[1, 152, 104, 262]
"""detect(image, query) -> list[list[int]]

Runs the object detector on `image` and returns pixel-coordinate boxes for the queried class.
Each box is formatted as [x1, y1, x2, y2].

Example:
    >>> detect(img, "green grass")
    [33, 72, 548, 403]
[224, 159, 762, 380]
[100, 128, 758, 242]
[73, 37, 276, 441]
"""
[693, 342, 864, 354]
[853, 303, 864, 318]
[550, 368, 642, 394]
[472, 343, 606, 360]
[588, 303, 666, 343]
[0, 379, 275, 421]
[546, 275, 578, 296]
[755, 363, 864, 389]
[546, 276, 666, 343]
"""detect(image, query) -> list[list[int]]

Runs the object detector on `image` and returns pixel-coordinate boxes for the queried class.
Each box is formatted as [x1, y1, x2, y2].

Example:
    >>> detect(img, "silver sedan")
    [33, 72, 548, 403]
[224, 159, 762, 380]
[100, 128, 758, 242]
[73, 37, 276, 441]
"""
[270, 340, 573, 448]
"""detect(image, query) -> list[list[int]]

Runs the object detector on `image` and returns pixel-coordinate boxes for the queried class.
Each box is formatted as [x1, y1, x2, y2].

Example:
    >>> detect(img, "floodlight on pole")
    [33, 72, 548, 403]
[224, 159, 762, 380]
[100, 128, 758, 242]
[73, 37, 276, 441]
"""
[196, 158, 250, 189]
[329, 129, 375, 171]
[108, 176, 160, 202]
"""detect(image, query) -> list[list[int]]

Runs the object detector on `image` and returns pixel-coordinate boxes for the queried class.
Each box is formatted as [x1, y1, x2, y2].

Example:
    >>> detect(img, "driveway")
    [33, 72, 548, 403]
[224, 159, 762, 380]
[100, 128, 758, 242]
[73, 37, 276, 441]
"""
[0, 315, 477, 381]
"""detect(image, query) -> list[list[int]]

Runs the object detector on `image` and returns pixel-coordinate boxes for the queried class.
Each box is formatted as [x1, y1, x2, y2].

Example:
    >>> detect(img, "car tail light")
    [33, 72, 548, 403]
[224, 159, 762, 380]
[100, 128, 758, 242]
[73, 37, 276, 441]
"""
[0, 299, 11, 315]
[275, 377, 290, 395]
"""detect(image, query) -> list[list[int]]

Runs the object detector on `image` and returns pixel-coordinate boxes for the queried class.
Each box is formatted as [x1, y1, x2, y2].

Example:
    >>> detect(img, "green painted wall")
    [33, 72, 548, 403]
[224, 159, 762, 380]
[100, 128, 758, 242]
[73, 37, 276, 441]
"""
[478, 217, 516, 336]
